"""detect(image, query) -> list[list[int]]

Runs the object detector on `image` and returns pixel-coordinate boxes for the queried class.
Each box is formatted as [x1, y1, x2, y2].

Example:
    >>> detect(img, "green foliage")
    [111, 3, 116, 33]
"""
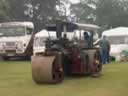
[96, 0, 128, 28]
[0, 0, 9, 21]
[6, 0, 60, 31]
[70, 0, 128, 28]
[7, 0, 27, 20]
[70, 0, 95, 23]
[0, 0, 69, 31]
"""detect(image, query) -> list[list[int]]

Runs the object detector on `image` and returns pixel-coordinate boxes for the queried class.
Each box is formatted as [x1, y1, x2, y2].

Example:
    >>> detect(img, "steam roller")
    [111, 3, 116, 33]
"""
[32, 53, 64, 83]
[31, 20, 102, 84]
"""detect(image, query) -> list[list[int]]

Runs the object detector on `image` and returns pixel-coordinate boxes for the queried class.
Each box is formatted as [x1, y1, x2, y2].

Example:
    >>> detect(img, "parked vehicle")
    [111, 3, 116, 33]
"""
[33, 30, 56, 55]
[32, 20, 102, 84]
[0, 22, 34, 60]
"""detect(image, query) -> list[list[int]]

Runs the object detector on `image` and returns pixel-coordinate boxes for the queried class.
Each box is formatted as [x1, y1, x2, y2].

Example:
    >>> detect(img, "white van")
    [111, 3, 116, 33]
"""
[33, 30, 56, 55]
[0, 22, 34, 60]
[102, 27, 128, 61]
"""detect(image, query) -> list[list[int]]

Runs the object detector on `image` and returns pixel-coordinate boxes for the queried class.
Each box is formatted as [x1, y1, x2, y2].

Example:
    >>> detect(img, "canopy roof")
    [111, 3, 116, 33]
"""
[102, 27, 128, 36]
[75, 23, 100, 31]
[46, 21, 100, 32]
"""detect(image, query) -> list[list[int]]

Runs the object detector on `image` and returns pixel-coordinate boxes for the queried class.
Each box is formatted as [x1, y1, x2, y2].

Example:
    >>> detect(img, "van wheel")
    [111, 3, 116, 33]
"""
[2, 56, 10, 60]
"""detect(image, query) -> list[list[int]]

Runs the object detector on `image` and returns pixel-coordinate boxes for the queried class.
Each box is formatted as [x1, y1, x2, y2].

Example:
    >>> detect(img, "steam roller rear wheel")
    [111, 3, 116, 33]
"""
[88, 49, 102, 77]
[31, 53, 64, 84]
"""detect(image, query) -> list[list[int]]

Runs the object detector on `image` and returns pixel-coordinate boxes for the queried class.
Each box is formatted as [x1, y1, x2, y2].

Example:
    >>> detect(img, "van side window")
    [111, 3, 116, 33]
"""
[26, 28, 33, 35]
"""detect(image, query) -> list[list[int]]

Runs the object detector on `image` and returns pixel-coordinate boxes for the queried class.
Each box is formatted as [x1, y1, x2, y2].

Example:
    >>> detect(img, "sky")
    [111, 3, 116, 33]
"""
[63, 0, 80, 16]
[69, 0, 80, 4]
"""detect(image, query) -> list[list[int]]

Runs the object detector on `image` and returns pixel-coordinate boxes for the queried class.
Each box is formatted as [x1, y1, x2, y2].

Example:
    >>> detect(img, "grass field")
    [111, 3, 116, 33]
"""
[0, 61, 128, 96]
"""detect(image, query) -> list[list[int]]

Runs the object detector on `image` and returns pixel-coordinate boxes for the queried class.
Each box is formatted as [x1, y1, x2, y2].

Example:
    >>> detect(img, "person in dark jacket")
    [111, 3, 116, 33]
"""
[99, 36, 110, 64]
[83, 31, 92, 48]
[107, 42, 110, 63]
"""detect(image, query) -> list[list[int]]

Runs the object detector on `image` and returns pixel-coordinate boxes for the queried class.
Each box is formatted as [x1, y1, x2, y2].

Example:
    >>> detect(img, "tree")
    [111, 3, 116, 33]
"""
[0, 0, 70, 31]
[96, 0, 126, 28]
[29, 0, 60, 31]
[70, 0, 128, 29]
[0, 0, 9, 22]
[7, 0, 60, 31]
[70, 0, 96, 23]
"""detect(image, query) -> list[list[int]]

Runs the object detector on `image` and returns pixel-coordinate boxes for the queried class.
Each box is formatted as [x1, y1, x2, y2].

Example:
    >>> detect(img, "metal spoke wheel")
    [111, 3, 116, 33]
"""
[88, 49, 102, 77]
[91, 50, 102, 77]
[52, 53, 64, 83]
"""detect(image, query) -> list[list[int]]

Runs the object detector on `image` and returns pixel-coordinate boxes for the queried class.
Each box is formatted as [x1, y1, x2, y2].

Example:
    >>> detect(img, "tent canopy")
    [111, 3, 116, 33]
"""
[102, 27, 128, 36]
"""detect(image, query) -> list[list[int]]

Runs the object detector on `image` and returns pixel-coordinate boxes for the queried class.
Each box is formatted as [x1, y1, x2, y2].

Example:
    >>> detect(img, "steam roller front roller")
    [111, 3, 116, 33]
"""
[31, 53, 64, 84]
[88, 49, 102, 77]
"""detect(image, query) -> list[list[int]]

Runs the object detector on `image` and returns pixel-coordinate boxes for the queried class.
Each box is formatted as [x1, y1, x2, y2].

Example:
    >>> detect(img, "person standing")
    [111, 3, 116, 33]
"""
[107, 41, 110, 63]
[99, 36, 110, 64]
[83, 31, 92, 48]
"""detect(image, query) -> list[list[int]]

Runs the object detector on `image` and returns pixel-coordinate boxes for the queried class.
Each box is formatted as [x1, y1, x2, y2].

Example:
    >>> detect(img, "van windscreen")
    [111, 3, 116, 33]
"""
[0, 27, 25, 36]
